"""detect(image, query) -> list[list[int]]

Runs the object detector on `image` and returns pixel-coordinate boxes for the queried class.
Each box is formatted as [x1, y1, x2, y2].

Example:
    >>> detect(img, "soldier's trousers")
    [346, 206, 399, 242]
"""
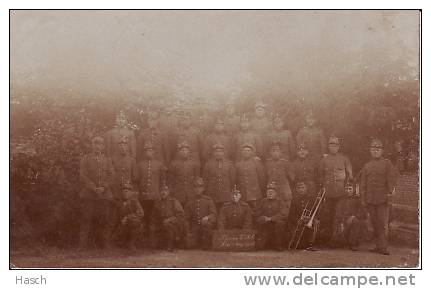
[79, 198, 114, 249]
[366, 203, 389, 251]
[256, 220, 286, 250]
[157, 221, 184, 250]
[139, 199, 155, 237]
[115, 218, 143, 249]
[320, 196, 345, 244]
[189, 222, 215, 249]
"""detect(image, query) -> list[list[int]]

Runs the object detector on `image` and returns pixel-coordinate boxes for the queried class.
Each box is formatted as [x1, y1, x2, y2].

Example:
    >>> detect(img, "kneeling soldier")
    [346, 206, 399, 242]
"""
[184, 177, 217, 250]
[218, 187, 253, 230]
[150, 185, 186, 251]
[256, 182, 288, 251]
[117, 182, 144, 251]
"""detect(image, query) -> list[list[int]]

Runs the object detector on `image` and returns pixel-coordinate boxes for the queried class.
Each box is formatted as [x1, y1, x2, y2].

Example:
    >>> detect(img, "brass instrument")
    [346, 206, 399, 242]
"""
[288, 188, 326, 250]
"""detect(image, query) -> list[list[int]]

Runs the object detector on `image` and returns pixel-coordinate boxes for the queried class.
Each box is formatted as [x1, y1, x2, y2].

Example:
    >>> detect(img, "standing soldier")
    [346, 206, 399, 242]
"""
[251, 101, 272, 136]
[184, 177, 217, 250]
[217, 186, 253, 230]
[171, 109, 201, 164]
[265, 141, 293, 212]
[150, 185, 186, 251]
[319, 136, 353, 244]
[104, 110, 137, 159]
[235, 143, 266, 213]
[79, 136, 115, 249]
[290, 143, 319, 197]
[168, 142, 201, 206]
[202, 143, 236, 211]
[203, 118, 234, 162]
[296, 111, 326, 161]
[224, 100, 240, 137]
[256, 182, 288, 251]
[360, 139, 397, 255]
[234, 114, 263, 160]
[137, 111, 170, 164]
[135, 142, 167, 240]
[264, 114, 296, 161]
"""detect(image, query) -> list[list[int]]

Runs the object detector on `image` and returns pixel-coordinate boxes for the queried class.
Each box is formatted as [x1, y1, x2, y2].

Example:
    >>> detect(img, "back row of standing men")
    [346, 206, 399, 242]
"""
[79, 101, 397, 254]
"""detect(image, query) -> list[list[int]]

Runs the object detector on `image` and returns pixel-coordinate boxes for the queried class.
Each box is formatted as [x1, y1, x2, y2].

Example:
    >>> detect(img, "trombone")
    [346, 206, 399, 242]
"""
[288, 187, 326, 250]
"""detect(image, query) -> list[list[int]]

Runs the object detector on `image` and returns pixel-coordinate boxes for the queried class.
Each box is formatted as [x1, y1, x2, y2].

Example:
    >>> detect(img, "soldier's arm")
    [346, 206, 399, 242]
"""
[243, 206, 253, 230]
[79, 156, 97, 193]
[208, 199, 218, 221]
[159, 163, 168, 187]
[386, 160, 398, 194]
[271, 200, 288, 222]
[255, 135, 264, 159]
[255, 160, 266, 193]
[345, 156, 354, 182]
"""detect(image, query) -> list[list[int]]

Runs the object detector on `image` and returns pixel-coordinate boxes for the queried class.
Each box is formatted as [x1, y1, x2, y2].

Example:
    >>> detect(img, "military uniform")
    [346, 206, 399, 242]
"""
[235, 157, 265, 209]
[137, 128, 170, 164]
[264, 130, 296, 161]
[265, 158, 293, 211]
[184, 193, 217, 249]
[360, 149, 397, 254]
[290, 157, 319, 197]
[319, 151, 353, 243]
[168, 158, 201, 205]
[203, 133, 234, 161]
[171, 125, 201, 163]
[234, 131, 263, 160]
[79, 150, 115, 248]
[256, 188, 288, 250]
[151, 194, 186, 251]
[104, 127, 137, 159]
[296, 126, 326, 160]
[218, 200, 253, 230]
[111, 154, 137, 199]
[224, 115, 240, 137]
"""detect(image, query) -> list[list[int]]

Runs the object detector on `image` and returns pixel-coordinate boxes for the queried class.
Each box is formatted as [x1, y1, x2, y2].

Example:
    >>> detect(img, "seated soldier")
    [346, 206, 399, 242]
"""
[256, 182, 288, 251]
[116, 182, 144, 252]
[150, 185, 185, 252]
[184, 177, 217, 250]
[287, 181, 319, 251]
[217, 186, 253, 230]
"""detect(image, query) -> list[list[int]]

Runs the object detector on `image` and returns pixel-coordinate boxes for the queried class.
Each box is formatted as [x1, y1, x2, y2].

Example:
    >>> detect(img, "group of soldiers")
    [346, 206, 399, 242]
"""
[79, 101, 398, 255]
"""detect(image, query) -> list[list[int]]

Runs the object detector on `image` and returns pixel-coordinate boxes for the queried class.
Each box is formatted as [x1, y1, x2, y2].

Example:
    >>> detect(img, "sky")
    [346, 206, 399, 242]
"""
[10, 10, 420, 102]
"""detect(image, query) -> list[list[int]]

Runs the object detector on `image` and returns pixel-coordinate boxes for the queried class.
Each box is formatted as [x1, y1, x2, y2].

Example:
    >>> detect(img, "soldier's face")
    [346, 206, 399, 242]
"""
[93, 142, 104, 153]
[214, 123, 224, 133]
[232, 193, 241, 203]
[306, 116, 316, 127]
[145, 149, 155, 159]
[297, 148, 308, 159]
[242, 148, 253, 159]
[194, 185, 205, 195]
[255, 107, 265, 117]
[328, 144, 340, 154]
[179, 147, 190, 159]
[118, 142, 128, 154]
[214, 149, 225, 160]
[370, 147, 383, 159]
[267, 189, 277, 199]
[161, 189, 169, 199]
[271, 148, 281, 159]
[345, 185, 354, 197]
[296, 185, 307, 196]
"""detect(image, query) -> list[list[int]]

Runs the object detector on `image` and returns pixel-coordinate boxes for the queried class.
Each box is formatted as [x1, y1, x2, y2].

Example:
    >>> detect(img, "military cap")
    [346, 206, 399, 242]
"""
[297, 143, 308, 150]
[231, 185, 241, 195]
[177, 141, 190, 150]
[212, 143, 225, 150]
[193, 177, 205, 187]
[242, 142, 255, 150]
[123, 182, 134, 190]
[295, 181, 306, 188]
[266, 182, 278, 191]
[143, 142, 155, 150]
[370, 138, 383, 148]
[328, 136, 340, 145]
[240, 113, 249, 122]
[160, 184, 170, 192]
[92, 136, 104, 144]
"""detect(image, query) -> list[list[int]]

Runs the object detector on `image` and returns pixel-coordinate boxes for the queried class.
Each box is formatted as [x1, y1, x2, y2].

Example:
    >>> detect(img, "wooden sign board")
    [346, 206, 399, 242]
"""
[212, 229, 257, 251]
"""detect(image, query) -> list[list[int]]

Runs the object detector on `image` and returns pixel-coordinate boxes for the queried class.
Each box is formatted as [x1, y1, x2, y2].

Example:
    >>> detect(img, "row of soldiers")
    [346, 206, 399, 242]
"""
[79, 103, 398, 255]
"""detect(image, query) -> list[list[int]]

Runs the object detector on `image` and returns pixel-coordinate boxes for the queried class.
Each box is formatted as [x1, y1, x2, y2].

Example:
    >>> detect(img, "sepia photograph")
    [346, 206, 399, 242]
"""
[10, 9, 420, 269]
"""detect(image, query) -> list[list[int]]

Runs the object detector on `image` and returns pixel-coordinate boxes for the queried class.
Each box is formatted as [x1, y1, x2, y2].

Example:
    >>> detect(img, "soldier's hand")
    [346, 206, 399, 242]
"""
[201, 216, 209, 224]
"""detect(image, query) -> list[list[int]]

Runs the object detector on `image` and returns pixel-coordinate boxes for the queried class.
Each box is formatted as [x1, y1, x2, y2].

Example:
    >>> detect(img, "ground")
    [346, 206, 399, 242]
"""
[10, 244, 419, 268]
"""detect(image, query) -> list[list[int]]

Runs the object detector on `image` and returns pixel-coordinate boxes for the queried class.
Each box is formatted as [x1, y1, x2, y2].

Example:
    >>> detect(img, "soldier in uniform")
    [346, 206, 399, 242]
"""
[250, 101, 272, 136]
[135, 142, 167, 239]
[217, 186, 253, 230]
[202, 143, 236, 211]
[234, 114, 263, 161]
[235, 143, 266, 213]
[168, 141, 201, 206]
[79, 136, 115, 249]
[296, 111, 326, 161]
[360, 139, 398, 255]
[184, 177, 217, 250]
[137, 111, 170, 164]
[290, 143, 319, 197]
[318, 136, 353, 245]
[265, 141, 293, 213]
[171, 109, 201, 163]
[264, 114, 296, 161]
[256, 182, 288, 251]
[104, 110, 137, 159]
[116, 182, 144, 251]
[223, 100, 240, 137]
[150, 185, 186, 251]
[203, 117, 234, 162]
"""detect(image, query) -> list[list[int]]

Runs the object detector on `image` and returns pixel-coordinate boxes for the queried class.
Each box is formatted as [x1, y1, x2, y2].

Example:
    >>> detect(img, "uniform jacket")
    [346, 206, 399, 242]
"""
[171, 126, 201, 161]
[296, 126, 326, 157]
[104, 127, 137, 159]
[111, 154, 137, 199]
[218, 201, 253, 230]
[319, 153, 353, 198]
[360, 158, 398, 205]
[151, 196, 185, 226]
[135, 159, 167, 200]
[79, 153, 115, 199]
[121, 197, 145, 223]
[264, 130, 296, 160]
[256, 197, 288, 222]
[168, 158, 201, 204]
[234, 131, 263, 160]
[265, 158, 293, 201]
[224, 115, 240, 136]
[184, 194, 217, 227]
[137, 128, 170, 164]
[203, 133, 234, 161]
[202, 158, 236, 204]
[235, 158, 265, 201]
[290, 157, 319, 195]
